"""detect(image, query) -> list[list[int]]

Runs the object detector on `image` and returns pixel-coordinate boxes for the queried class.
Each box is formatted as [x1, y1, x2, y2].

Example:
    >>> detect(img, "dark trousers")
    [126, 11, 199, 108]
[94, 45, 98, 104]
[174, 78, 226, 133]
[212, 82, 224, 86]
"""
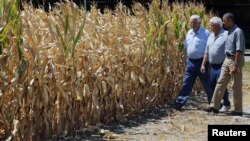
[174, 58, 212, 107]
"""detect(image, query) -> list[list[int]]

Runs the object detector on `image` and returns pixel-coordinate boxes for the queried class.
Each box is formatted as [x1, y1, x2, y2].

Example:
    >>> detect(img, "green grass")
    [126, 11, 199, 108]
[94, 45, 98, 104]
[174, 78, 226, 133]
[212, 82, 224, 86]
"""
[245, 49, 250, 52]
[243, 61, 250, 72]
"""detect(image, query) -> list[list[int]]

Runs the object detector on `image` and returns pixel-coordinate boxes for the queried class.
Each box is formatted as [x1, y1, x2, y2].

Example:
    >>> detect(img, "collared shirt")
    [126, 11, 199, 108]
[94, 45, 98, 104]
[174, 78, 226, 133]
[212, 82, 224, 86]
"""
[184, 27, 210, 59]
[205, 29, 227, 64]
[225, 25, 245, 55]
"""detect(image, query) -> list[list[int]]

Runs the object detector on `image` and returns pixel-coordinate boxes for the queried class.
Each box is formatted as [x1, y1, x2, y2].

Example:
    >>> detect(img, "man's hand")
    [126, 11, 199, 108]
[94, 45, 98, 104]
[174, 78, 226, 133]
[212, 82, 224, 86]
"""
[230, 64, 239, 75]
[200, 65, 206, 73]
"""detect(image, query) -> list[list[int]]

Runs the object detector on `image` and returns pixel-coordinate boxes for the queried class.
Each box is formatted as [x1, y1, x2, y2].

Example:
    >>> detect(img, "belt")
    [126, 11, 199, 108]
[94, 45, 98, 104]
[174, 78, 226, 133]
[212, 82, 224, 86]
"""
[210, 63, 223, 67]
[189, 58, 203, 61]
[226, 52, 235, 57]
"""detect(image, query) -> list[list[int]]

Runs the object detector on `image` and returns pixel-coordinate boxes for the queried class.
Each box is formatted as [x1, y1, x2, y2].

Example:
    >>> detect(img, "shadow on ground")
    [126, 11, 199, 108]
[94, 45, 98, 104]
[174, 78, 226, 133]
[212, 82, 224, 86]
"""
[52, 104, 173, 141]
[52, 91, 250, 141]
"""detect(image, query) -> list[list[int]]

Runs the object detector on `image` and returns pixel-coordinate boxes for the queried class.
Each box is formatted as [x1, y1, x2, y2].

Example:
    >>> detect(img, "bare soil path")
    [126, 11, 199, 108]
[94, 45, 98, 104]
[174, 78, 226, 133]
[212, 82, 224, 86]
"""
[59, 71, 250, 141]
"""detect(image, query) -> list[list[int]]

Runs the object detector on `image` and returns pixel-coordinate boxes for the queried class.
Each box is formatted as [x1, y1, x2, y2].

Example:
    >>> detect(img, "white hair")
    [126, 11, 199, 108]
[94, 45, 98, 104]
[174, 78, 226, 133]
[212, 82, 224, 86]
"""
[190, 15, 201, 23]
[209, 17, 223, 28]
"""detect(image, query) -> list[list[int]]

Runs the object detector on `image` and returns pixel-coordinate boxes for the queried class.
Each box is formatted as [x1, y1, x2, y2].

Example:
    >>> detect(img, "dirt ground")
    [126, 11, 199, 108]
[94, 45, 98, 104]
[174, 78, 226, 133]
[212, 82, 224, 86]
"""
[59, 71, 250, 141]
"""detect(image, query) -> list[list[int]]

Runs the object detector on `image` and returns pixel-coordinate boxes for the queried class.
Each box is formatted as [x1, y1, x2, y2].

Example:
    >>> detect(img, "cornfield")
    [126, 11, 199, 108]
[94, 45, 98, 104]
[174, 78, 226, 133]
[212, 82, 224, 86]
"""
[0, 0, 213, 140]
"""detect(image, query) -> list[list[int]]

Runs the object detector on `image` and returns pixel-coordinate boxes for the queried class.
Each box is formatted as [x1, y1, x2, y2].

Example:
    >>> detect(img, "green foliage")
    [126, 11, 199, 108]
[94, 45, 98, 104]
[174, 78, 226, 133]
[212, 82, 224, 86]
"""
[16, 58, 26, 76]
[146, 0, 169, 57]
[55, 12, 84, 58]
[0, 0, 26, 81]
[146, 0, 211, 56]
[0, 0, 21, 54]
[73, 24, 84, 50]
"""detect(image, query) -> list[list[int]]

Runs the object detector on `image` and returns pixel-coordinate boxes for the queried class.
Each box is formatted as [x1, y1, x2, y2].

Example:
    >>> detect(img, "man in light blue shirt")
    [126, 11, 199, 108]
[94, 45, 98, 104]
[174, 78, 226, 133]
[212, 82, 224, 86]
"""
[200, 17, 231, 112]
[171, 15, 212, 110]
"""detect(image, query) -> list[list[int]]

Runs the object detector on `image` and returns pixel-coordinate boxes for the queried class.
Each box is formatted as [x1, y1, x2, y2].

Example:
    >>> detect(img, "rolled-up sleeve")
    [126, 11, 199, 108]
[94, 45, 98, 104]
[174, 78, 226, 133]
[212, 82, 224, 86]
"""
[236, 29, 245, 52]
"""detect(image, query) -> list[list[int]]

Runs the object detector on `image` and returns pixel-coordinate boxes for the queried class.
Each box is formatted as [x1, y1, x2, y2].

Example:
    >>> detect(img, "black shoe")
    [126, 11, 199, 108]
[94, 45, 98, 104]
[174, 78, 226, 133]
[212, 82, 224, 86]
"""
[229, 111, 243, 116]
[203, 107, 219, 114]
[170, 103, 182, 111]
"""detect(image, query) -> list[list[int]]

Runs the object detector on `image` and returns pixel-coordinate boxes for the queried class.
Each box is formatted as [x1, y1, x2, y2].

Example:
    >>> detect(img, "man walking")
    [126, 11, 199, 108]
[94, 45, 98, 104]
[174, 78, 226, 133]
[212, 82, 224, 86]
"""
[171, 15, 212, 110]
[204, 12, 245, 116]
[200, 17, 231, 112]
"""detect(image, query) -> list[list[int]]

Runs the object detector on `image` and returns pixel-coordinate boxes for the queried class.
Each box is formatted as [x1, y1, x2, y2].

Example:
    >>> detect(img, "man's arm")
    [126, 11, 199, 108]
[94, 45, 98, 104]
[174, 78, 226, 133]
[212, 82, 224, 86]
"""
[200, 53, 209, 73]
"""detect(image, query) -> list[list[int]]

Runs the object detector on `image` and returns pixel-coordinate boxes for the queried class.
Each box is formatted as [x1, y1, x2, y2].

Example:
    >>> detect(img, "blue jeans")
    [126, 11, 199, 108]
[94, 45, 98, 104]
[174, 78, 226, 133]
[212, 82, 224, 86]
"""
[174, 58, 212, 107]
[210, 64, 230, 106]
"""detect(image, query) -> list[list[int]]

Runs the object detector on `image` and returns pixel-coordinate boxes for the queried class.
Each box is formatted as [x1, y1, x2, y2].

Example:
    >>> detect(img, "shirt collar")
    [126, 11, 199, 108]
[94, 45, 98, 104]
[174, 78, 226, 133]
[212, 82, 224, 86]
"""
[212, 29, 224, 38]
[228, 25, 237, 34]
[191, 26, 202, 35]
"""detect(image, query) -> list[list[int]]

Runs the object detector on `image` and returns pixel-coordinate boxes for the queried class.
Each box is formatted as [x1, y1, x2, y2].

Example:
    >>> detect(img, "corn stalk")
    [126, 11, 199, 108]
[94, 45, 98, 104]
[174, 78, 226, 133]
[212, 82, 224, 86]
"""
[0, 1, 213, 140]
